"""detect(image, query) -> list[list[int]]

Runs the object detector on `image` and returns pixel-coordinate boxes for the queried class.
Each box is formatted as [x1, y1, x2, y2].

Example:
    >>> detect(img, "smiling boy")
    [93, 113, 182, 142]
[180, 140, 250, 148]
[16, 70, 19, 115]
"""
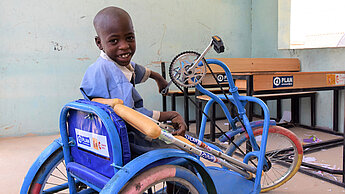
[80, 6, 186, 157]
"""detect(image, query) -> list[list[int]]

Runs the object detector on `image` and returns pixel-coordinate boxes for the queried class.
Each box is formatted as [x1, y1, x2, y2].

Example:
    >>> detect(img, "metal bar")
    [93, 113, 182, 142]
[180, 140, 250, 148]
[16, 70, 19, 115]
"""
[297, 124, 343, 136]
[303, 142, 343, 155]
[184, 87, 189, 131]
[210, 103, 216, 142]
[301, 161, 343, 174]
[172, 94, 176, 111]
[298, 167, 345, 188]
[303, 138, 344, 149]
[161, 62, 167, 112]
[195, 89, 201, 136]
[246, 75, 253, 121]
[277, 99, 282, 121]
[334, 89, 339, 132]
[311, 93, 316, 127]
[343, 91, 345, 183]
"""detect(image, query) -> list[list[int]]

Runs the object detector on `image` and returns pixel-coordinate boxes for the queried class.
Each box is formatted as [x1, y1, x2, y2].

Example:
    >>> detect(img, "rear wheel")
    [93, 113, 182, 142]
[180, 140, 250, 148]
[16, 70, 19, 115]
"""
[28, 148, 88, 193]
[226, 126, 303, 192]
[120, 165, 207, 194]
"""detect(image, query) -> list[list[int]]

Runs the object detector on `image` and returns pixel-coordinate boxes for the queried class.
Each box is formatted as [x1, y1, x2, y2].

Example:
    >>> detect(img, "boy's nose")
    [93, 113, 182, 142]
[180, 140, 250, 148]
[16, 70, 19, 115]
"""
[118, 40, 130, 50]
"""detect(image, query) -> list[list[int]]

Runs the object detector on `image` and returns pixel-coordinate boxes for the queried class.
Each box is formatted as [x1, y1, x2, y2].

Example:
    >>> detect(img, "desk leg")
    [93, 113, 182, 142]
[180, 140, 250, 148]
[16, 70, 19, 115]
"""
[333, 90, 339, 132]
[291, 97, 300, 124]
[210, 103, 216, 142]
[277, 99, 282, 121]
[311, 93, 316, 127]
[184, 88, 189, 131]
[343, 91, 345, 183]
[172, 94, 176, 111]
[161, 62, 167, 112]
[162, 95, 167, 112]
[195, 90, 201, 136]
[247, 76, 253, 121]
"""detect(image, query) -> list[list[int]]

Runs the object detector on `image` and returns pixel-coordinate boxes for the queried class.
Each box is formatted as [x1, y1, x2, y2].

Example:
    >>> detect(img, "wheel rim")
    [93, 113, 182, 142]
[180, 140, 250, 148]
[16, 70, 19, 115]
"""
[225, 127, 302, 192]
[141, 177, 198, 193]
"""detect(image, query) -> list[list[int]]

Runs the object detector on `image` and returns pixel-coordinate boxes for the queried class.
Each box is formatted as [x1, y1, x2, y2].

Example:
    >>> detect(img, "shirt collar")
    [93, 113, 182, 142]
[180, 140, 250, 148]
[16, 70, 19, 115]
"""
[100, 51, 134, 81]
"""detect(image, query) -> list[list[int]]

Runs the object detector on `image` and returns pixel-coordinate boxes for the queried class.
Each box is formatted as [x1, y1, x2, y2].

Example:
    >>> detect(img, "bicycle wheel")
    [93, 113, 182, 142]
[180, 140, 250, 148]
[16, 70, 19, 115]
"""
[28, 148, 88, 193]
[225, 126, 303, 192]
[120, 165, 207, 194]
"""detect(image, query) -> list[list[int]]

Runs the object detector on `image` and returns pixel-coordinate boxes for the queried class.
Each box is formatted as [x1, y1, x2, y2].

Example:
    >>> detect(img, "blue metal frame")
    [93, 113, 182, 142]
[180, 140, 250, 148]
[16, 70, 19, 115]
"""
[196, 59, 270, 193]
[20, 138, 62, 193]
[59, 101, 124, 193]
[100, 148, 215, 193]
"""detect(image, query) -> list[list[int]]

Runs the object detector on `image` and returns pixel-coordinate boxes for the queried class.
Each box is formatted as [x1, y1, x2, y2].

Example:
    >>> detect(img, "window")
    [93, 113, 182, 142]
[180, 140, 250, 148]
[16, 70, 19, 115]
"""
[279, 0, 345, 49]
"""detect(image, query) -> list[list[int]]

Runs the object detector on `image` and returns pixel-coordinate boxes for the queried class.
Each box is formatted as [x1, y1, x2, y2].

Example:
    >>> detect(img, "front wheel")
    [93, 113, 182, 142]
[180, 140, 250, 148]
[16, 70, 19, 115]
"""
[120, 165, 207, 194]
[226, 126, 303, 192]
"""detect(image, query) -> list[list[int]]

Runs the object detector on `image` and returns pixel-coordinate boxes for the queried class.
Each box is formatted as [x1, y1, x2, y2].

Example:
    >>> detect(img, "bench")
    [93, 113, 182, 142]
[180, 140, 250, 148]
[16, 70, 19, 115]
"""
[196, 91, 316, 141]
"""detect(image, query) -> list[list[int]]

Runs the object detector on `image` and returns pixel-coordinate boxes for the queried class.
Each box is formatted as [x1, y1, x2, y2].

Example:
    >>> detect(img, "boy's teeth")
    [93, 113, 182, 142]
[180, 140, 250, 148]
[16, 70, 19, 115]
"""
[120, 54, 130, 58]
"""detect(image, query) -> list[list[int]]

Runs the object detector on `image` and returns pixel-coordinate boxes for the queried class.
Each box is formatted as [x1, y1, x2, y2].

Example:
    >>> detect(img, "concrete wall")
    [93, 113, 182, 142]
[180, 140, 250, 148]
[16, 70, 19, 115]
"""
[0, 0, 252, 136]
[251, 0, 345, 131]
[2, 0, 343, 137]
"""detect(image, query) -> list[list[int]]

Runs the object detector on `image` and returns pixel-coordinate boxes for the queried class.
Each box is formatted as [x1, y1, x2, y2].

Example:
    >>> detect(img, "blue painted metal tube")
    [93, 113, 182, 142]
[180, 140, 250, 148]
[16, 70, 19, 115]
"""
[20, 139, 62, 193]
[196, 85, 237, 141]
[59, 102, 124, 193]
[100, 149, 215, 193]
[198, 98, 212, 140]
[244, 96, 270, 194]
[206, 59, 246, 116]
[199, 59, 270, 193]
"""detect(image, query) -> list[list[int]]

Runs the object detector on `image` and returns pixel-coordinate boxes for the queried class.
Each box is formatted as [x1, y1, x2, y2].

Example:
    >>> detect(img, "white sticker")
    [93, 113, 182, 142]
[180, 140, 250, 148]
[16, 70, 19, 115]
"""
[75, 128, 109, 157]
[335, 74, 345, 85]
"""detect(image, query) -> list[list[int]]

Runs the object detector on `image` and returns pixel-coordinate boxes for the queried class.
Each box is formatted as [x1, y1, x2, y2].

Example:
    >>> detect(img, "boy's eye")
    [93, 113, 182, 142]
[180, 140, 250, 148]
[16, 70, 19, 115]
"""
[109, 39, 118, 43]
[127, 36, 135, 41]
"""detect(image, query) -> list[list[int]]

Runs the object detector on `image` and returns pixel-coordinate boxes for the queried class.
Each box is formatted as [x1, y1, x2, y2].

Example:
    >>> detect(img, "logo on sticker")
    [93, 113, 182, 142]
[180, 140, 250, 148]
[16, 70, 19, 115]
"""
[216, 74, 228, 83]
[93, 138, 107, 150]
[273, 76, 293, 88]
[77, 135, 91, 147]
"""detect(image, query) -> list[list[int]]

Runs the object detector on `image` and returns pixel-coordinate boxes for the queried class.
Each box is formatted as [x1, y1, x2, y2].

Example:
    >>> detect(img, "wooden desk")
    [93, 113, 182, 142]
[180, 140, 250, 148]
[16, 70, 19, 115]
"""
[210, 71, 345, 131]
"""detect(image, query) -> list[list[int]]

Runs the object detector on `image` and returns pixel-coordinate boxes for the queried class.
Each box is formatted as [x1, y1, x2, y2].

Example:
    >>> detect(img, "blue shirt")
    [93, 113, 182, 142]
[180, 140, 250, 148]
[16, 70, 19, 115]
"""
[80, 57, 153, 117]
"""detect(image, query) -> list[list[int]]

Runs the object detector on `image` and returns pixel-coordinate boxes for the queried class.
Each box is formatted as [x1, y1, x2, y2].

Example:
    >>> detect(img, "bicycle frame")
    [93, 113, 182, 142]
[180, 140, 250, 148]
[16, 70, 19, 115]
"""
[195, 58, 271, 192]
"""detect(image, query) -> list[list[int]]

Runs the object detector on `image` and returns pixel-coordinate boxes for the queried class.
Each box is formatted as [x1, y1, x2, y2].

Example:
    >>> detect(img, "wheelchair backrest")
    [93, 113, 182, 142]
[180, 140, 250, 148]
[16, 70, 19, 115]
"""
[60, 100, 131, 178]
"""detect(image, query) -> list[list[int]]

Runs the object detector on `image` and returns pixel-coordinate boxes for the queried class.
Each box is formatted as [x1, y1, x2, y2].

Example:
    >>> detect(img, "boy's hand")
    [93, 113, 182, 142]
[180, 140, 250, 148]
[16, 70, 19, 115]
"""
[159, 111, 187, 136]
[150, 71, 169, 94]
[157, 79, 169, 94]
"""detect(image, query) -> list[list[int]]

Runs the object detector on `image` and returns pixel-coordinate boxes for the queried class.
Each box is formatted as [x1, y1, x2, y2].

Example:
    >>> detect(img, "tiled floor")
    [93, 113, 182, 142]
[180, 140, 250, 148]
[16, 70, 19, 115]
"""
[1, 124, 345, 193]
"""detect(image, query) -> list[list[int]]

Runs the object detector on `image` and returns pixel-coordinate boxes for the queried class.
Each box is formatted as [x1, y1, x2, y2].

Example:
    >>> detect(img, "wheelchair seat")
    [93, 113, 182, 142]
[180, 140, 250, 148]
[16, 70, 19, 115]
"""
[60, 99, 131, 190]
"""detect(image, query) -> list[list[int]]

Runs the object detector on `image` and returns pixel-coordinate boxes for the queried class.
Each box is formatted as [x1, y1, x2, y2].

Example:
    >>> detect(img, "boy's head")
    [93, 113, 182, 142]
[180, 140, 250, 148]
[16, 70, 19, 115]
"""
[93, 6, 136, 66]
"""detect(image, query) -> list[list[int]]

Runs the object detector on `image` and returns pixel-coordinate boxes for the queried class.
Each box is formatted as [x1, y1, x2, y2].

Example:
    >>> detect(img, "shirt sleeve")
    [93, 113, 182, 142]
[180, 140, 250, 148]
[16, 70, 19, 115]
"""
[80, 64, 111, 100]
[132, 62, 151, 84]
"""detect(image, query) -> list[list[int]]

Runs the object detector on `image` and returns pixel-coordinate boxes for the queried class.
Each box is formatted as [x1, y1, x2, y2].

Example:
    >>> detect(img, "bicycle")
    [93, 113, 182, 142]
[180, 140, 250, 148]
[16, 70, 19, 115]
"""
[166, 36, 303, 192]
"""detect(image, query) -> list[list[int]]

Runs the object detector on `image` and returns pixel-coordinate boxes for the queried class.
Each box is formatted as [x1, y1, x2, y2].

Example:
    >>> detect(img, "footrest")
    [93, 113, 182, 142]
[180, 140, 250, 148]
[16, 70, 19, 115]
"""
[207, 166, 255, 194]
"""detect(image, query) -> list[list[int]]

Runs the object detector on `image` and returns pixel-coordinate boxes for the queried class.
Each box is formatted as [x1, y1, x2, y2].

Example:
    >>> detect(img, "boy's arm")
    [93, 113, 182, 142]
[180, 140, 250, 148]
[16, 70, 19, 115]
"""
[159, 111, 186, 136]
[150, 71, 168, 94]
[91, 98, 123, 108]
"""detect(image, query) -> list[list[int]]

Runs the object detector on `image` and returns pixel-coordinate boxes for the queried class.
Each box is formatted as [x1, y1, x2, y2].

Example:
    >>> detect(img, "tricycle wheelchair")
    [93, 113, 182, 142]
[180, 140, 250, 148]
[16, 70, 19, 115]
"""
[21, 36, 303, 194]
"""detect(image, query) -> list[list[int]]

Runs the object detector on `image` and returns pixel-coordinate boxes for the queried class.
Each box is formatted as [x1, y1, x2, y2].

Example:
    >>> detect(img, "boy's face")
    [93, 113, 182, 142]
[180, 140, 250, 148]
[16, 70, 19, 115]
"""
[95, 15, 136, 66]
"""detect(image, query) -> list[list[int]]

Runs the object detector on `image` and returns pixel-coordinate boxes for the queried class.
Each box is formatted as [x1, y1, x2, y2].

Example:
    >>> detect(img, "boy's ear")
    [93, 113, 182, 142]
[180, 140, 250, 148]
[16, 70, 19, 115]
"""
[95, 36, 103, 50]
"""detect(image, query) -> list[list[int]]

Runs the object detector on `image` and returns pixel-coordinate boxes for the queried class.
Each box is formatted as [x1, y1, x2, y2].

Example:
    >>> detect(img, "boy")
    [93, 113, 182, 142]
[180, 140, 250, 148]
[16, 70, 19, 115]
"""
[80, 6, 186, 157]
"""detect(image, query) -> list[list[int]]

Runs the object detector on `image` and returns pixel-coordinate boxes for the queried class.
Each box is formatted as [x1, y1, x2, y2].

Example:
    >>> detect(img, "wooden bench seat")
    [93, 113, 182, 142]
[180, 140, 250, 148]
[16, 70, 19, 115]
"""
[195, 91, 316, 141]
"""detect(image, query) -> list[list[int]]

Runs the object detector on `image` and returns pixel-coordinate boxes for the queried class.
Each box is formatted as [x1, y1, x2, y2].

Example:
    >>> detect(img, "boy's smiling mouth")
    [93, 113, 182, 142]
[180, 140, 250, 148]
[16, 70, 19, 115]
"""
[118, 53, 130, 58]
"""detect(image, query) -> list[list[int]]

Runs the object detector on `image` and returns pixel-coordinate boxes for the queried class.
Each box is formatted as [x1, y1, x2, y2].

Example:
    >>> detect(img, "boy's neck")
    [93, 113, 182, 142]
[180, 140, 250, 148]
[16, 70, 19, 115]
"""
[100, 51, 133, 71]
